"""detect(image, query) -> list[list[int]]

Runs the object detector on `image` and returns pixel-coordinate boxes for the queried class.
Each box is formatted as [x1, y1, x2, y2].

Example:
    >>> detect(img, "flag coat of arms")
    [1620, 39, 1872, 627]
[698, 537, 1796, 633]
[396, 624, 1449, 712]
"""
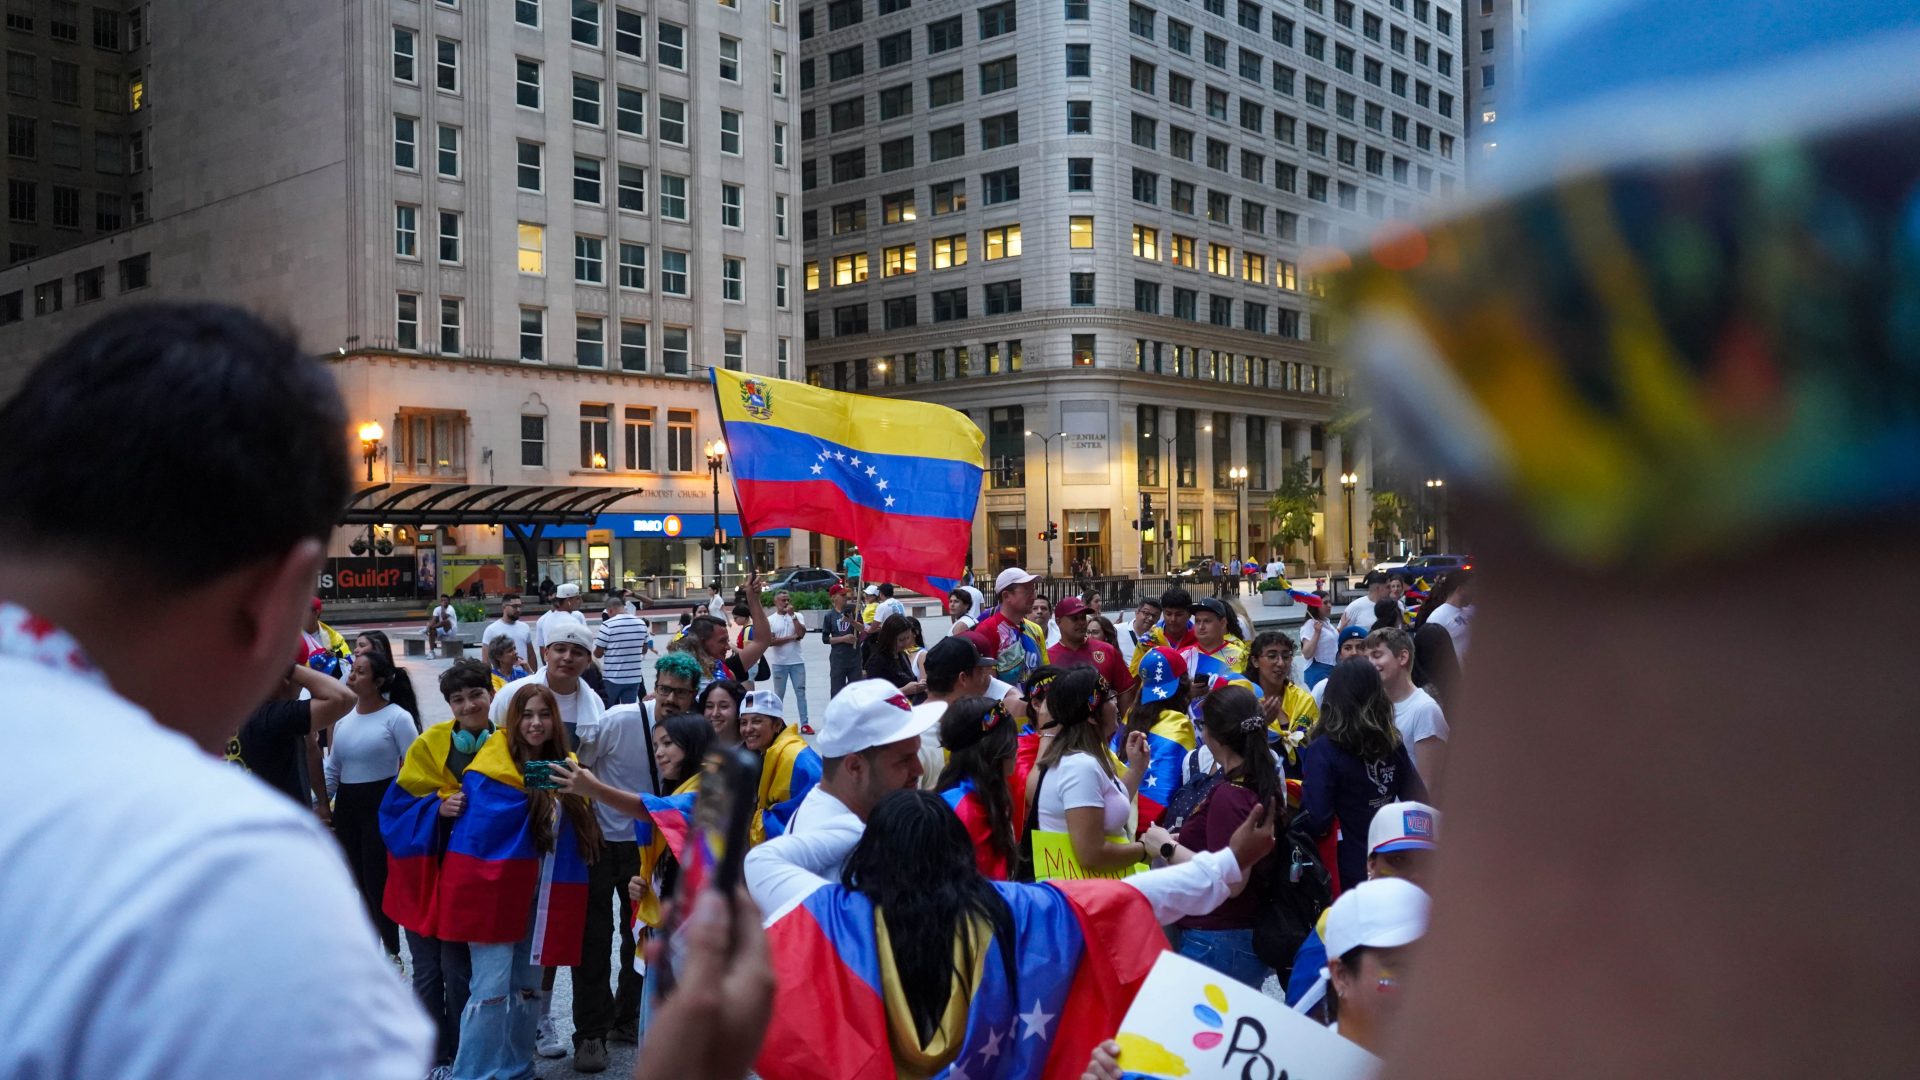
[711, 369, 985, 600]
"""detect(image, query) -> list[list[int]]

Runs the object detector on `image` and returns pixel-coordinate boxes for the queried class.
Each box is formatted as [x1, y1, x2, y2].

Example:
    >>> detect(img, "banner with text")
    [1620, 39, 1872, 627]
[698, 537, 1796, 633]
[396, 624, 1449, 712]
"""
[1115, 952, 1380, 1080]
[317, 557, 420, 601]
[1030, 830, 1145, 881]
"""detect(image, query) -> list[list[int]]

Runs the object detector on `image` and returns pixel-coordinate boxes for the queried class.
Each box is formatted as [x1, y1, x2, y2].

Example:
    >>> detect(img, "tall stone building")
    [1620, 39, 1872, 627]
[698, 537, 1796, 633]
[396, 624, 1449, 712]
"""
[1466, 0, 1527, 166]
[799, 0, 1465, 577]
[1, 0, 804, 595]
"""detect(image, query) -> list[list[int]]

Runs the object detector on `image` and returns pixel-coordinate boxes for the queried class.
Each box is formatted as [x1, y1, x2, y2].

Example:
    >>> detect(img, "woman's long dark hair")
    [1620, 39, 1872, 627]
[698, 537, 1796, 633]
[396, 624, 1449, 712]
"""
[1198, 686, 1284, 807]
[363, 649, 422, 732]
[934, 697, 1019, 874]
[875, 613, 916, 656]
[1039, 667, 1115, 777]
[355, 629, 393, 659]
[1243, 630, 1296, 687]
[658, 712, 714, 789]
[1371, 599, 1403, 632]
[1311, 657, 1403, 762]
[504, 684, 605, 863]
[844, 790, 1017, 1046]
[697, 678, 745, 713]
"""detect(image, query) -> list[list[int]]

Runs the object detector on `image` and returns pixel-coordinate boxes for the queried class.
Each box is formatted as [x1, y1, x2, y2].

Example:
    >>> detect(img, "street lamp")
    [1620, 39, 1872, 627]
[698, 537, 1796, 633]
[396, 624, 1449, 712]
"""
[1340, 472, 1358, 572]
[1025, 430, 1063, 579]
[706, 438, 729, 589]
[357, 421, 384, 482]
[1226, 464, 1248, 562]
[1424, 478, 1444, 552]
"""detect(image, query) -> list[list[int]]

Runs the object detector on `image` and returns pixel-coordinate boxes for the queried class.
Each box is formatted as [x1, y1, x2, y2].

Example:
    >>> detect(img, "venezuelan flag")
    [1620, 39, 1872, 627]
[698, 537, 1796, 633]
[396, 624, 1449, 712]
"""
[378, 720, 463, 936]
[1115, 709, 1196, 828]
[755, 725, 823, 844]
[938, 774, 1027, 881]
[755, 877, 1165, 1080]
[436, 736, 592, 966]
[712, 369, 985, 600]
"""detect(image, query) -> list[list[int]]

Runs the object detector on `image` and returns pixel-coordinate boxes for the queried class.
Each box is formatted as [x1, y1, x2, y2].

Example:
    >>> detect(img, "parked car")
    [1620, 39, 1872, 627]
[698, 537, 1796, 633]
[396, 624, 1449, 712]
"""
[1167, 557, 1220, 583]
[764, 566, 842, 593]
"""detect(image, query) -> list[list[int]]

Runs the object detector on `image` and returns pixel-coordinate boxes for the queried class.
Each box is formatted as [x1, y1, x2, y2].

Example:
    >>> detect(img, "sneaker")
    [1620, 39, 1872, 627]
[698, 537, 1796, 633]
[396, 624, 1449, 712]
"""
[607, 1021, 639, 1046]
[573, 1037, 609, 1074]
[534, 1016, 567, 1058]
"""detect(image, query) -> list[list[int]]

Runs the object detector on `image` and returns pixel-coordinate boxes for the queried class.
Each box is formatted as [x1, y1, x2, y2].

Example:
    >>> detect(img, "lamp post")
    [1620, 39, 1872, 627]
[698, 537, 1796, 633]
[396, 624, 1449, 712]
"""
[1340, 472, 1358, 571]
[1025, 430, 1063, 579]
[358, 421, 384, 483]
[1227, 465, 1248, 564]
[706, 438, 729, 589]
[1424, 478, 1444, 552]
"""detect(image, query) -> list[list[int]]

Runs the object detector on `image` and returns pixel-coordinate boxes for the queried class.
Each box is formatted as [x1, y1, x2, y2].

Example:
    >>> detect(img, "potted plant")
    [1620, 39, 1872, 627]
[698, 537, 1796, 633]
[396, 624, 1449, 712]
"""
[1255, 578, 1295, 607]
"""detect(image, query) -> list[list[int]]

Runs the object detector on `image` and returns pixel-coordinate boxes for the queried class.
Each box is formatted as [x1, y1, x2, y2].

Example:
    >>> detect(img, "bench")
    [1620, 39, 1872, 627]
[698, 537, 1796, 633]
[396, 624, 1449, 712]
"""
[396, 628, 480, 658]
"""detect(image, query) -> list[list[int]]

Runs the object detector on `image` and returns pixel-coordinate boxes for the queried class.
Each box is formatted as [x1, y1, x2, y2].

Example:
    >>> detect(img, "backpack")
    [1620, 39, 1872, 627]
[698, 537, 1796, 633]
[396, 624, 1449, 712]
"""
[1158, 750, 1223, 833]
[1248, 823, 1333, 977]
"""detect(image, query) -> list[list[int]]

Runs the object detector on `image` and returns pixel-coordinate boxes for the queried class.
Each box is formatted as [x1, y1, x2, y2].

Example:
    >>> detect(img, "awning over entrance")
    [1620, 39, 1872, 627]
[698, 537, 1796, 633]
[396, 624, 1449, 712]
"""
[339, 483, 646, 527]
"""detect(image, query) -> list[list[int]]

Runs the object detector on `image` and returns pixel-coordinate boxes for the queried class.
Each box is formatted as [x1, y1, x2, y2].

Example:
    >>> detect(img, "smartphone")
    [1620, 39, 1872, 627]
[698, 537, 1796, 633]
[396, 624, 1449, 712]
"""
[653, 745, 760, 1000]
[522, 760, 565, 790]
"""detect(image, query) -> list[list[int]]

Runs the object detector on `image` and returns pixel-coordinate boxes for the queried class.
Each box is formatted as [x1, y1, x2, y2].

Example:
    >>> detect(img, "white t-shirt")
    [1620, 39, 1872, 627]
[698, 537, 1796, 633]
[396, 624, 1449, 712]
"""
[1036, 751, 1131, 835]
[876, 597, 906, 623]
[1300, 618, 1340, 665]
[430, 603, 459, 633]
[534, 608, 587, 649]
[324, 701, 418, 796]
[1265, 560, 1286, 580]
[707, 594, 729, 618]
[1426, 602, 1472, 660]
[765, 612, 805, 666]
[1045, 623, 1063, 648]
[489, 669, 606, 734]
[1392, 686, 1450, 746]
[1, 655, 431, 1079]
[481, 618, 535, 662]
[785, 786, 866, 883]
[576, 703, 658, 836]
[1341, 594, 1400, 630]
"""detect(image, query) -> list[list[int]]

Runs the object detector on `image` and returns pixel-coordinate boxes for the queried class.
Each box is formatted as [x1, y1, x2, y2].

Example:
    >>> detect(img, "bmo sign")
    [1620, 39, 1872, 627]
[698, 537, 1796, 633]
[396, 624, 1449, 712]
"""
[632, 514, 684, 537]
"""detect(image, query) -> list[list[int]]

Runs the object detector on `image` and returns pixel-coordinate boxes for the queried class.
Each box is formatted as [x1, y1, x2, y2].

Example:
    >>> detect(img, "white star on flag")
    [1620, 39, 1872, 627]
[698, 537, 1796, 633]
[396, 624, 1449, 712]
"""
[850, 455, 862, 466]
[833, 450, 846, 461]
[884, 496, 896, 507]
[865, 466, 878, 478]
[810, 463, 823, 475]
[876, 479, 888, 490]
[980, 1029, 1004, 1060]
[1017, 1000, 1055, 1040]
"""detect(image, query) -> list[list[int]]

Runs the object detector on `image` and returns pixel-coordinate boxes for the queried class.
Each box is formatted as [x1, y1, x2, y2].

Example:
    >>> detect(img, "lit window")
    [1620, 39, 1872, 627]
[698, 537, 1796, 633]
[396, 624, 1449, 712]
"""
[518, 223, 545, 274]
[883, 243, 917, 276]
[833, 252, 869, 285]
[1068, 216, 1094, 249]
[983, 224, 1021, 260]
[932, 233, 968, 269]
[1132, 225, 1159, 259]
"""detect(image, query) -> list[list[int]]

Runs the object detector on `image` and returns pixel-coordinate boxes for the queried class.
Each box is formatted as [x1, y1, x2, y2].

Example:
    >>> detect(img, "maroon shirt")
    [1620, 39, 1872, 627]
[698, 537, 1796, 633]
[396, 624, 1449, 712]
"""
[1048, 637, 1136, 693]
[1176, 779, 1272, 930]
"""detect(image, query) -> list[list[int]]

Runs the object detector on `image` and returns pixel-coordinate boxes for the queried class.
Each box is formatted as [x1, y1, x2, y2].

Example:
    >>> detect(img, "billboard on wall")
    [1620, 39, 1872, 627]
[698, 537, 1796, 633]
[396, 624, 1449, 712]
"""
[317, 557, 419, 601]
[442, 554, 512, 597]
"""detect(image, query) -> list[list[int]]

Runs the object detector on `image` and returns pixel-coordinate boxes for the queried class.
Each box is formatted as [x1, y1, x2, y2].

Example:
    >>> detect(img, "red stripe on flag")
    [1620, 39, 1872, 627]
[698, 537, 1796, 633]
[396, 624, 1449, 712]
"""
[383, 852, 441, 937]
[754, 906, 894, 1080]
[437, 852, 541, 945]
[533, 881, 589, 967]
[735, 478, 970, 597]
[1044, 881, 1168, 1080]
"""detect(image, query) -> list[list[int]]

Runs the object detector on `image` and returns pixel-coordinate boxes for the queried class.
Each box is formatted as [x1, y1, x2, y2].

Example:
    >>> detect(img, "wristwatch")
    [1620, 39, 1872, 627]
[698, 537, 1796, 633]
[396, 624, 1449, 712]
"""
[1159, 841, 1177, 861]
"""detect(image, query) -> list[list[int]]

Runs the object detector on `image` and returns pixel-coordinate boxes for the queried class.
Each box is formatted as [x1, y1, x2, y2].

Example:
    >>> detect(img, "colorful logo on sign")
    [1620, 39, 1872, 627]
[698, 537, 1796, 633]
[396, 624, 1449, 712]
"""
[662, 514, 683, 537]
[739, 377, 773, 420]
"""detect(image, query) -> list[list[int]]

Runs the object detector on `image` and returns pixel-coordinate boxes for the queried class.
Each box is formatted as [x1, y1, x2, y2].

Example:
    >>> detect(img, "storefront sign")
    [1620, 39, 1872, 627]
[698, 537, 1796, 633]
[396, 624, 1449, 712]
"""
[317, 557, 419, 601]
[1061, 402, 1111, 485]
[631, 514, 685, 537]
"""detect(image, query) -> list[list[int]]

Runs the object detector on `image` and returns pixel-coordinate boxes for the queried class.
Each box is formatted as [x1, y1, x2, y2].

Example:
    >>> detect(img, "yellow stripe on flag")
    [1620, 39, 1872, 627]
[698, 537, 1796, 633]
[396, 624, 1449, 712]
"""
[713, 369, 984, 467]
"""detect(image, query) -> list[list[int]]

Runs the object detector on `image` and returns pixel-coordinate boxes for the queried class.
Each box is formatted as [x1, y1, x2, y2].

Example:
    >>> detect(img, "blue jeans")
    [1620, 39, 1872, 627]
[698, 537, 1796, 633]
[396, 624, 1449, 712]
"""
[452, 931, 539, 1080]
[771, 663, 809, 725]
[1176, 927, 1271, 991]
[1305, 661, 1335, 688]
[603, 680, 643, 706]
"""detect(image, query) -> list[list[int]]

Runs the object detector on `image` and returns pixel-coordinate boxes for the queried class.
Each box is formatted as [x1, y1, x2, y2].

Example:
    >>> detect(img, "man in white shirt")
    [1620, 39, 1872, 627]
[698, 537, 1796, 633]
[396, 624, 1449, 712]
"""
[1367, 626, 1449, 788]
[1340, 571, 1397, 631]
[785, 679, 945, 881]
[481, 592, 539, 672]
[594, 597, 650, 706]
[536, 582, 589, 650]
[873, 582, 907, 624]
[1265, 556, 1287, 581]
[427, 592, 458, 651]
[0, 303, 430, 1078]
[764, 590, 811, 732]
[1424, 571, 1476, 662]
[492, 620, 606, 741]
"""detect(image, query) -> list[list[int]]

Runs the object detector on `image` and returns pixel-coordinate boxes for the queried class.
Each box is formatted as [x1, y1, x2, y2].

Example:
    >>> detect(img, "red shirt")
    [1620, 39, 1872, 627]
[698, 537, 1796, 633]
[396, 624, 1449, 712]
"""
[1049, 637, 1136, 692]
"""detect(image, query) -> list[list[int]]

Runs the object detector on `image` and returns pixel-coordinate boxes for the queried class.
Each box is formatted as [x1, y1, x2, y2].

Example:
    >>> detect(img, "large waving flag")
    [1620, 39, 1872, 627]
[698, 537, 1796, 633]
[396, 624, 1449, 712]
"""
[712, 368, 985, 600]
[436, 736, 591, 966]
[379, 721, 463, 936]
[755, 878, 1164, 1080]
[1115, 710, 1197, 828]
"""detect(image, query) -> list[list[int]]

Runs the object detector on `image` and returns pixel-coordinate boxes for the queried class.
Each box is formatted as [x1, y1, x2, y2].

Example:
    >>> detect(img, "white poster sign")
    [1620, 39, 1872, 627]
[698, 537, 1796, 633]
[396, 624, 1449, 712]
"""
[1115, 952, 1380, 1080]
[1061, 401, 1109, 485]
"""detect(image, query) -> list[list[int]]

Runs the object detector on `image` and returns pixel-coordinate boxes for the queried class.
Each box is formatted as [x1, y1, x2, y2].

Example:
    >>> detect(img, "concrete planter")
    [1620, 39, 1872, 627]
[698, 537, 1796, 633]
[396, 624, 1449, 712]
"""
[1261, 591, 1294, 607]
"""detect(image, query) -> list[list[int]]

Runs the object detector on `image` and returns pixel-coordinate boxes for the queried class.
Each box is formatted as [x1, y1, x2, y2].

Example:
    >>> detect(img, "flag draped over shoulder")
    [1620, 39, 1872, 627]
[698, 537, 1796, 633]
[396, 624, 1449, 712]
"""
[754, 878, 1165, 1080]
[379, 721, 462, 936]
[632, 775, 702, 931]
[754, 724, 823, 845]
[1113, 710, 1197, 828]
[436, 736, 591, 966]
[711, 369, 985, 600]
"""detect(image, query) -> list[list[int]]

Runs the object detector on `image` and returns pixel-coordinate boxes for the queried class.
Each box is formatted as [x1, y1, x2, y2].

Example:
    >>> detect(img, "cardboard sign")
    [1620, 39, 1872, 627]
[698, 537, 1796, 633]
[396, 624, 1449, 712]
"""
[1029, 830, 1146, 881]
[1116, 952, 1380, 1080]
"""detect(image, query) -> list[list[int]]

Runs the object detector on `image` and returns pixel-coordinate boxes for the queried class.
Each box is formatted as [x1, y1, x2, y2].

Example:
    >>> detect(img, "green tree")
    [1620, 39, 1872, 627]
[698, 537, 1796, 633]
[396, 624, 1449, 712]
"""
[1264, 460, 1321, 557]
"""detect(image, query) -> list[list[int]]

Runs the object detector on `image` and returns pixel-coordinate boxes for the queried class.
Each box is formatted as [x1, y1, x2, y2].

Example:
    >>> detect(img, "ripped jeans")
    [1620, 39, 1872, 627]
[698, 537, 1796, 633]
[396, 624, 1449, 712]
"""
[451, 927, 539, 1080]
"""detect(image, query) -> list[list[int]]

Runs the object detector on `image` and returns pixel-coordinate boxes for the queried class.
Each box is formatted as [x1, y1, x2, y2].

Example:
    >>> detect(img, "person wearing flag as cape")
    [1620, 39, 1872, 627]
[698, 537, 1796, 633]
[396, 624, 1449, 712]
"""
[1181, 596, 1249, 682]
[744, 783, 1278, 1080]
[737, 689, 823, 845]
[1126, 587, 1198, 675]
[1119, 647, 1197, 828]
[436, 682, 604, 1080]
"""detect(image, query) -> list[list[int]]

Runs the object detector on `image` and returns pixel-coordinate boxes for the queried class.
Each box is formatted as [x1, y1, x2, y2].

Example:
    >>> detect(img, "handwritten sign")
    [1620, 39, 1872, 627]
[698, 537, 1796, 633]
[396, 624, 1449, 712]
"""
[1116, 952, 1379, 1080]
[1029, 830, 1146, 881]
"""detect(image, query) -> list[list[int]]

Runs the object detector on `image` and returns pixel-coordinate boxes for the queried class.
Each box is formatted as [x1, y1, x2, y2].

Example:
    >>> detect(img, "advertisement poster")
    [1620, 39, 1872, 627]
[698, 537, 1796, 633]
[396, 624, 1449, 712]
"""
[1115, 953, 1379, 1080]
[317, 558, 418, 601]
[441, 555, 511, 597]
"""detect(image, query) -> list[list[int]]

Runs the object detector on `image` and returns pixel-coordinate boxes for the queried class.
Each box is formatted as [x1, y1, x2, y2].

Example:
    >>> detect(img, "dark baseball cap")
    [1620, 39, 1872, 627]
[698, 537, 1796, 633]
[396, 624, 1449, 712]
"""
[926, 635, 994, 683]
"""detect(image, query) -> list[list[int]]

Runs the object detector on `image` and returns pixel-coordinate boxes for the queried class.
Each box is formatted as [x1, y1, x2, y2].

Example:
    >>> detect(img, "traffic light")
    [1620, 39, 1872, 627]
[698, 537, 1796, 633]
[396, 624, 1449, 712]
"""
[1047, 522, 1060, 542]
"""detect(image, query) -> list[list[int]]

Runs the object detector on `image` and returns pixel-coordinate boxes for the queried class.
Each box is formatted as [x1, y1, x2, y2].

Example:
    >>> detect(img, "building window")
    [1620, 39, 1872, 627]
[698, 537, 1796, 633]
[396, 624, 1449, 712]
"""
[720, 184, 742, 228]
[435, 37, 459, 92]
[1066, 101, 1091, 134]
[722, 257, 744, 301]
[659, 173, 687, 219]
[883, 243, 917, 277]
[394, 204, 419, 257]
[932, 233, 968, 269]
[927, 15, 962, 52]
[572, 0, 602, 45]
[979, 57, 1017, 95]
[661, 249, 689, 295]
[520, 307, 546, 361]
[666, 407, 695, 468]
[439, 211, 461, 263]
[932, 180, 965, 215]
[617, 164, 647, 212]
[72, 267, 101, 304]
[720, 109, 742, 154]
[879, 29, 913, 66]
[833, 304, 869, 335]
[575, 235, 605, 283]
[1070, 272, 1095, 307]
[515, 141, 543, 191]
[518, 223, 545, 274]
[440, 298, 463, 353]
[624, 405, 654, 464]
[932, 287, 968, 322]
[979, 1, 1015, 38]
[396, 293, 420, 350]
[393, 27, 418, 83]
[657, 20, 684, 67]
[928, 126, 964, 161]
[436, 124, 460, 177]
[718, 35, 740, 81]
[116, 253, 148, 290]
[521, 414, 546, 466]
[620, 325, 650, 374]
[983, 224, 1021, 260]
[883, 190, 916, 224]
[885, 297, 918, 329]
[619, 242, 648, 288]
[580, 404, 612, 468]
[1067, 158, 1093, 192]
[32, 278, 61, 314]
[658, 97, 686, 144]
[775, 265, 791, 308]
[576, 317, 607, 369]
[663, 331, 691, 378]
[573, 156, 602, 203]
[1067, 215, 1094, 250]
[879, 82, 912, 119]
[394, 115, 418, 170]
[832, 252, 869, 285]
[982, 167, 1019, 205]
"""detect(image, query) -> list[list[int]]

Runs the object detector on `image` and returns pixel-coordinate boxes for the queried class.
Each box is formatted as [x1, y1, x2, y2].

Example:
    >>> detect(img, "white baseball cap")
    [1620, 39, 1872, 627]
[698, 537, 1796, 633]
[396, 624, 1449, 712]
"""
[1368, 801, 1440, 856]
[1322, 877, 1430, 961]
[543, 620, 594, 651]
[863, 584, 880, 595]
[554, 583, 581, 599]
[813, 679, 944, 758]
[993, 567, 1038, 594]
[741, 689, 785, 721]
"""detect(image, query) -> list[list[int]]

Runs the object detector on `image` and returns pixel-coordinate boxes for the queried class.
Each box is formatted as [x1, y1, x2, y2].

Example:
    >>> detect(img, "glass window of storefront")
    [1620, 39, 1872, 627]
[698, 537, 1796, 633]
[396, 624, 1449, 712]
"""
[991, 512, 1027, 571]
[1065, 510, 1107, 576]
